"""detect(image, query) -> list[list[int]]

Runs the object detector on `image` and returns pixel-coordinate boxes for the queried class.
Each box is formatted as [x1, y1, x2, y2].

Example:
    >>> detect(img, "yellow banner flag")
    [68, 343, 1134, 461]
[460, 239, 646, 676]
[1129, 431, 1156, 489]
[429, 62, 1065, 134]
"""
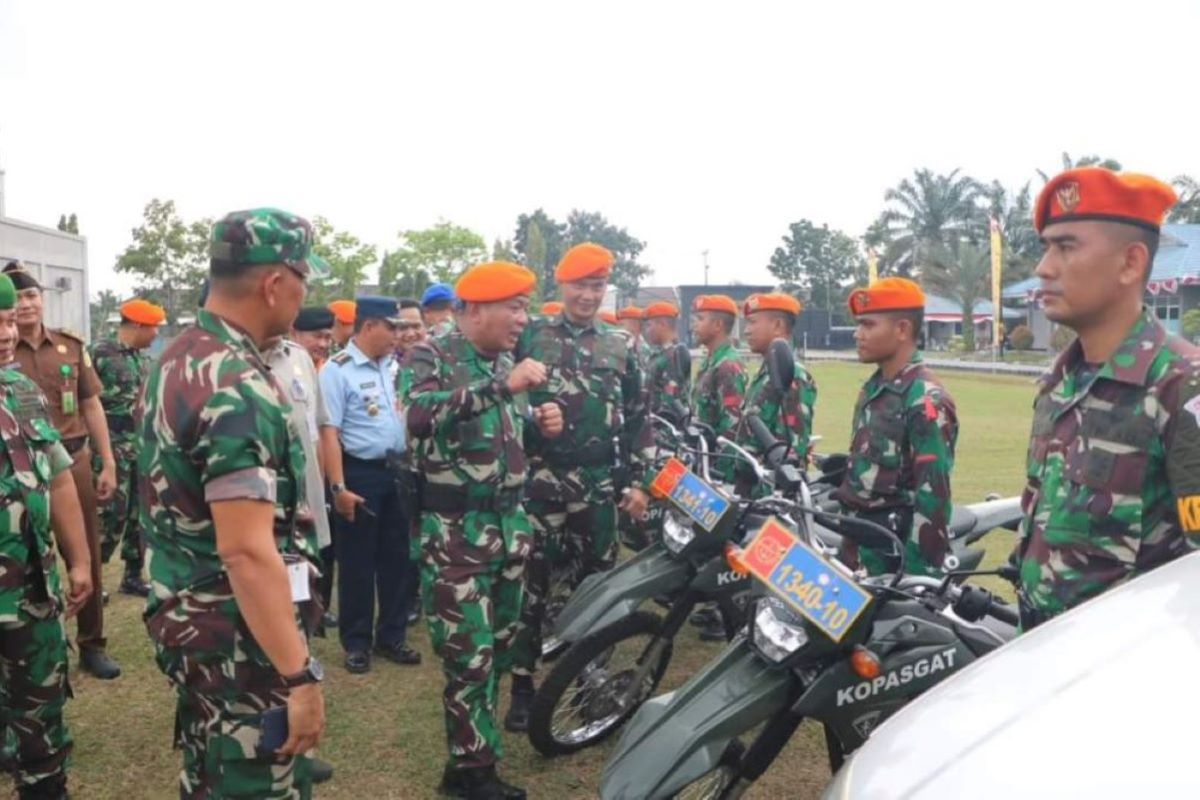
[989, 217, 1003, 347]
[867, 247, 879, 284]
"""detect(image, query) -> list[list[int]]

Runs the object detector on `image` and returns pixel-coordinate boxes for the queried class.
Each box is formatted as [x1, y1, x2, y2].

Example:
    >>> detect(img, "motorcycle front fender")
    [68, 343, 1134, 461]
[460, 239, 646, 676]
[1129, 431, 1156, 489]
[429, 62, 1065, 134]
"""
[600, 640, 793, 800]
[552, 542, 692, 643]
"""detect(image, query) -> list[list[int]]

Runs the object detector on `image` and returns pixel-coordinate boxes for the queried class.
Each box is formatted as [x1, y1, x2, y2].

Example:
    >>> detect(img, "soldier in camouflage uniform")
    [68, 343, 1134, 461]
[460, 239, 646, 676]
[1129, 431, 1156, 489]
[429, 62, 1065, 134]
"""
[327, 299, 355, 357]
[506, 243, 654, 731]
[690, 294, 747, 438]
[137, 209, 328, 799]
[617, 306, 653, 370]
[0, 272, 94, 800]
[835, 278, 957, 578]
[406, 262, 562, 800]
[89, 298, 164, 598]
[422, 282, 458, 339]
[642, 301, 688, 417]
[1016, 168, 1200, 629]
[723, 293, 817, 498]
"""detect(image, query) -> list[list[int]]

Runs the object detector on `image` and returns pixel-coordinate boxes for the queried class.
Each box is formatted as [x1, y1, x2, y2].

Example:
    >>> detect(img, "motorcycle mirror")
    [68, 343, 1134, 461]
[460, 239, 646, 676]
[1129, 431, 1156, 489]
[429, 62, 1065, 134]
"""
[766, 338, 795, 395]
[670, 343, 692, 384]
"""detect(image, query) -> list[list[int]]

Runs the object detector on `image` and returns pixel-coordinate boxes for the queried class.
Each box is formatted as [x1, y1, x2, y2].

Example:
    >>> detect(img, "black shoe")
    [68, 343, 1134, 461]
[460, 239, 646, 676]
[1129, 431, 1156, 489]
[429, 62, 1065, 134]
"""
[119, 572, 150, 597]
[375, 642, 422, 666]
[439, 765, 526, 800]
[80, 649, 121, 680]
[698, 618, 728, 642]
[689, 607, 719, 627]
[311, 757, 334, 785]
[504, 677, 534, 733]
[345, 651, 371, 674]
[17, 773, 68, 800]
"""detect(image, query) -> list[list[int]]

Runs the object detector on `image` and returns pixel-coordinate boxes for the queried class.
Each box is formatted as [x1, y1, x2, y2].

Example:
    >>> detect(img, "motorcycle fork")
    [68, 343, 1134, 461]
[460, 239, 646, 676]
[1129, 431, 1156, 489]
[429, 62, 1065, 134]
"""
[616, 586, 703, 707]
[731, 702, 805, 784]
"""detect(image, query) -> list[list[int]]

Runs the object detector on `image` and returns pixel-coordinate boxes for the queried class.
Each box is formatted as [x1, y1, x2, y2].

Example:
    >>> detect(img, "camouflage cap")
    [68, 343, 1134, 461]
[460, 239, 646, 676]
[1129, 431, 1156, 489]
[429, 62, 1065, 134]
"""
[209, 208, 331, 279]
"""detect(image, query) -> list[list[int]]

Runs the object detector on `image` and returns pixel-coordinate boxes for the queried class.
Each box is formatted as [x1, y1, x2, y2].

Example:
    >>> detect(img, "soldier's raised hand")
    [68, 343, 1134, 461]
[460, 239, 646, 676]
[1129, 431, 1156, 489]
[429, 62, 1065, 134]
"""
[506, 358, 548, 394]
[533, 402, 564, 438]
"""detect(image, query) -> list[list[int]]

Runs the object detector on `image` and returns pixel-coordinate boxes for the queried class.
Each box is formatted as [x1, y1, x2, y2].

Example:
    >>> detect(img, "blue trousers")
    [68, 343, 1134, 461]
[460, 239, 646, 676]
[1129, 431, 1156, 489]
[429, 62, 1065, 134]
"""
[334, 458, 414, 653]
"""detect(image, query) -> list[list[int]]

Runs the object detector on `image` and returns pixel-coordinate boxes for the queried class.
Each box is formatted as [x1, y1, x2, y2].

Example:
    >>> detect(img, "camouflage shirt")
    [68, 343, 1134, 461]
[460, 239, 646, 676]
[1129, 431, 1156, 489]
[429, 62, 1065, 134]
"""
[1018, 310, 1200, 620]
[692, 340, 746, 438]
[644, 342, 688, 417]
[406, 329, 530, 500]
[0, 369, 73, 622]
[836, 351, 957, 575]
[136, 310, 315, 627]
[726, 356, 818, 486]
[88, 338, 150, 441]
[516, 314, 654, 496]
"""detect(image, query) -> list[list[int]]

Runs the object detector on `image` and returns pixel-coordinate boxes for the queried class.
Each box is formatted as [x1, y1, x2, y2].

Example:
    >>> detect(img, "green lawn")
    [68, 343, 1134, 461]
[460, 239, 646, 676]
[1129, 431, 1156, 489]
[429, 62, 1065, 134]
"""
[61, 362, 1037, 800]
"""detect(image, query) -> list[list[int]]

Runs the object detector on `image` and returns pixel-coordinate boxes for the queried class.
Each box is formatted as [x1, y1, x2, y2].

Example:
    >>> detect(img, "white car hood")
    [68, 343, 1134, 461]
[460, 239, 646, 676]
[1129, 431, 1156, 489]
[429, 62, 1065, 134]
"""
[828, 551, 1200, 799]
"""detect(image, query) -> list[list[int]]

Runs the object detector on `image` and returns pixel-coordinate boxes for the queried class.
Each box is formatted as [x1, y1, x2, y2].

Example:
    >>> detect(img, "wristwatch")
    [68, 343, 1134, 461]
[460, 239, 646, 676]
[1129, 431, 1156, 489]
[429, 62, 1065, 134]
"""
[330, 483, 346, 495]
[281, 656, 324, 688]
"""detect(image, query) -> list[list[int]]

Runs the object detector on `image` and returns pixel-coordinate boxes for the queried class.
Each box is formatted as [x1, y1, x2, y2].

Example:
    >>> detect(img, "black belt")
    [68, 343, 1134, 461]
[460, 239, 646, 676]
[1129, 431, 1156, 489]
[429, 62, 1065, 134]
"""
[343, 453, 388, 469]
[63, 437, 88, 457]
[543, 442, 614, 469]
[421, 483, 524, 514]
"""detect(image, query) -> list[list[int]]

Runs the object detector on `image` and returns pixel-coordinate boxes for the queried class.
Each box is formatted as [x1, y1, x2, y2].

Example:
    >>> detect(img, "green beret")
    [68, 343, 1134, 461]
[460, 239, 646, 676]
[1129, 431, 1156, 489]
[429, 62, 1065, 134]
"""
[0, 274, 15, 311]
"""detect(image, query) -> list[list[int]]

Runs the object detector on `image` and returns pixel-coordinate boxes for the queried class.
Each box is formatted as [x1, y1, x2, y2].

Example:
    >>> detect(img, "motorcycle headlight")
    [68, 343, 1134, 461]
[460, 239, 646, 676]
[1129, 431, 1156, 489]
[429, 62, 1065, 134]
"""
[752, 597, 809, 663]
[662, 512, 696, 554]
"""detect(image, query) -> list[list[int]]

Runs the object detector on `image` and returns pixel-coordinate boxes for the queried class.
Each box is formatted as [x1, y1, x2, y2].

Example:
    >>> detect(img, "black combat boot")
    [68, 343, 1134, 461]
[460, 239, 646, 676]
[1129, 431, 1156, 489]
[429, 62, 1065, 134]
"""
[503, 675, 534, 733]
[439, 764, 526, 800]
[17, 773, 69, 800]
[118, 563, 150, 597]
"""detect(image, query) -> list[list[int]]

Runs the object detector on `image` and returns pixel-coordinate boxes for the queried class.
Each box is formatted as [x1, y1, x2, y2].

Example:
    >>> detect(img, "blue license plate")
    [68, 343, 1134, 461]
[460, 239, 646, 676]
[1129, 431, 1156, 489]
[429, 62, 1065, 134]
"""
[667, 470, 730, 531]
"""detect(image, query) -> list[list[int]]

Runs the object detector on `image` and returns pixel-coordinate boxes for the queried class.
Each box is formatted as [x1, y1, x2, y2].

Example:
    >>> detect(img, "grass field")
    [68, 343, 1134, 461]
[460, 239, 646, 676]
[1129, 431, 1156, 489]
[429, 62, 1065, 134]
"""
[59, 362, 1038, 800]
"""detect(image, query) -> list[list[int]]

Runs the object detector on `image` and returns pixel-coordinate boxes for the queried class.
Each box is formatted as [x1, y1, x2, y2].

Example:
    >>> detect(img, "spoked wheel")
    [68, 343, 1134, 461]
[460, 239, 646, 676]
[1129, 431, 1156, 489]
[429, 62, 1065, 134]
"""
[540, 566, 575, 661]
[671, 741, 745, 800]
[528, 611, 673, 756]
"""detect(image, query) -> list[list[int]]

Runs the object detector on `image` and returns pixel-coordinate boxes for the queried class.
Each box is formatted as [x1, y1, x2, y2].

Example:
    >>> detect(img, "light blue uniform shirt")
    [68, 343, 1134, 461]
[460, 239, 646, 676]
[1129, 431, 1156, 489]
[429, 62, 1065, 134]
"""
[319, 340, 406, 460]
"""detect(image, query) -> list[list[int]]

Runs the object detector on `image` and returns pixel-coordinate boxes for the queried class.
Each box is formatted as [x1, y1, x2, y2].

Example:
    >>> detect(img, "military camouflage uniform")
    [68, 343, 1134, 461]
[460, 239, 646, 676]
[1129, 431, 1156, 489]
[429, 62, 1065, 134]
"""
[835, 352, 957, 576]
[405, 329, 531, 770]
[724, 356, 817, 496]
[427, 318, 456, 339]
[643, 342, 689, 417]
[691, 340, 746, 437]
[510, 314, 654, 675]
[137, 310, 315, 799]
[88, 338, 149, 568]
[1017, 310, 1200, 627]
[0, 369, 75, 793]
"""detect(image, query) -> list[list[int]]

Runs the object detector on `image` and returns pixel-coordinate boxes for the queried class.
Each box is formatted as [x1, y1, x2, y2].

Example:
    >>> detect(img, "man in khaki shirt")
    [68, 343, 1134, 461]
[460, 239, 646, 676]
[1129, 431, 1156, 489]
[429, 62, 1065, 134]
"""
[5, 261, 121, 679]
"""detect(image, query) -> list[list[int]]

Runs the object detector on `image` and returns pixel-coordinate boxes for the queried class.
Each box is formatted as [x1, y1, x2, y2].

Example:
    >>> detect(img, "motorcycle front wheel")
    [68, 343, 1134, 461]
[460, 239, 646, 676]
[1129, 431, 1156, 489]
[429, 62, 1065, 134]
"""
[672, 741, 746, 800]
[528, 610, 673, 756]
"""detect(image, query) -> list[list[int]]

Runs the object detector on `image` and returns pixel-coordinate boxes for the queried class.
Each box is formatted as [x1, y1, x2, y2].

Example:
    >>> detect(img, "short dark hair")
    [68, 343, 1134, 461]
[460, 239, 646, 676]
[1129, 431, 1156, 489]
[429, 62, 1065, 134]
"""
[399, 297, 420, 310]
[890, 309, 925, 346]
[765, 310, 796, 334]
[716, 312, 735, 334]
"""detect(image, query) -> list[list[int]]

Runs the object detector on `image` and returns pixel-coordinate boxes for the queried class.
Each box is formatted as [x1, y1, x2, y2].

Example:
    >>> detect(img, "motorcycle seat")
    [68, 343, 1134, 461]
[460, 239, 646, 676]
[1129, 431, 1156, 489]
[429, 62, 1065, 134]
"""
[948, 506, 979, 538]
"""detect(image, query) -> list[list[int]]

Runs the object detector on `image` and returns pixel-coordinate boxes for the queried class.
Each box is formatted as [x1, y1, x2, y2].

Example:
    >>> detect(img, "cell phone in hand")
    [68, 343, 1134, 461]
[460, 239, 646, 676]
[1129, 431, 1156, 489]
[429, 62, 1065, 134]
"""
[256, 706, 289, 757]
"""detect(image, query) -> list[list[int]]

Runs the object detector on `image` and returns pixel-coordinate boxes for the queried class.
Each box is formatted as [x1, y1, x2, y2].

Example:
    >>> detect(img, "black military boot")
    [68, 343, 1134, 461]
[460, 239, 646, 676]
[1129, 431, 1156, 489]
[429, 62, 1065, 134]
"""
[118, 563, 150, 597]
[17, 773, 69, 799]
[503, 675, 534, 733]
[310, 756, 333, 784]
[439, 765, 526, 800]
[80, 649, 121, 680]
[697, 609, 727, 642]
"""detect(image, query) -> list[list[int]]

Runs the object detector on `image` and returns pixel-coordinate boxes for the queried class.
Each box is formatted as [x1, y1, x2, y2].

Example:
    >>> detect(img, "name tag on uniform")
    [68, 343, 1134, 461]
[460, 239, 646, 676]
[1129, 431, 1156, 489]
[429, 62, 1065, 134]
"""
[290, 377, 307, 403]
[288, 561, 311, 603]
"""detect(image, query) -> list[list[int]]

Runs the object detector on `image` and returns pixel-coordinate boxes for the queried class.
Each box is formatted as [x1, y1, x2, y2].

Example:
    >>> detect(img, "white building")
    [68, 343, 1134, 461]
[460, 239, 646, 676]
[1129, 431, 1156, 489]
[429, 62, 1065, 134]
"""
[0, 168, 90, 335]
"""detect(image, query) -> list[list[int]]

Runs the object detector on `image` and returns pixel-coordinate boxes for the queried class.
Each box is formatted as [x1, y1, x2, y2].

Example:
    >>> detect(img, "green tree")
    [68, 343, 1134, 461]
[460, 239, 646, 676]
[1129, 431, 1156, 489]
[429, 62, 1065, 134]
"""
[871, 168, 983, 277]
[923, 239, 992, 352]
[766, 219, 864, 312]
[307, 216, 377, 303]
[1182, 308, 1200, 341]
[89, 288, 120, 341]
[981, 181, 1040, 283]
[378, 250, 432, 298]
[564, 210, 650, 303]
[1036, 152, 1123, 182]
[67, 213, 79, 234]
[57, 214, 67, 232]
[114, 199, 210, 323]
[514, 209, 567, 294]
[393, 221, 485, 284]
[1170, 175, 1200, 224]
[492, 238, 519, 261]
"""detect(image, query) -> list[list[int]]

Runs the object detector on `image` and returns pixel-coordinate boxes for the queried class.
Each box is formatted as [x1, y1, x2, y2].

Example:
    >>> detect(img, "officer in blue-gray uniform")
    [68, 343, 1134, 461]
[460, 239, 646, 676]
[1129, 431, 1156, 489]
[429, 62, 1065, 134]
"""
[318, 296, 421, 674]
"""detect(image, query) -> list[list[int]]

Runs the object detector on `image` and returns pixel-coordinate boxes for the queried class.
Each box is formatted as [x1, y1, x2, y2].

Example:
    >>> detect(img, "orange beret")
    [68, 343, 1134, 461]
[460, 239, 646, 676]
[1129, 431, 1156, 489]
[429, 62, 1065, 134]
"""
[1035, 167, 1177, 234]
[556, 243, 614, 282]
[455, 261, 537, 303]
[599, 310, 619, 325]
[694, 294, 738, 315]
[847, 277, 925, 316]
[644, 301, 679, 319]
[541, 301, 564, 315]
[328, 300, 356, 324]
[617, 306, 644, 320]
[120, 298, 166, 326]
[743, 292, 802, 317]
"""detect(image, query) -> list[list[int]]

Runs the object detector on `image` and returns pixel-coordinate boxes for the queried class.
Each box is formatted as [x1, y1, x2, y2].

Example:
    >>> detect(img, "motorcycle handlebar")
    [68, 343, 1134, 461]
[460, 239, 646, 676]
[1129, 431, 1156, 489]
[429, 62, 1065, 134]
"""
[747, 414, 786, 470]
[987, 601, 1020, 627]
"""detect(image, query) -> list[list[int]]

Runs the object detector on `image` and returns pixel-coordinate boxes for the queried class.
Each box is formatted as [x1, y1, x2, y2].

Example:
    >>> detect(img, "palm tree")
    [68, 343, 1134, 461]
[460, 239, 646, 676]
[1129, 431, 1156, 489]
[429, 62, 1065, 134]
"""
[923, 240, 992, 352]
[1170, 175, 1200, 224]
[873, 169, 983, 277]
[980, 180, 1040, 282]
[1036, 152, 1122, 183]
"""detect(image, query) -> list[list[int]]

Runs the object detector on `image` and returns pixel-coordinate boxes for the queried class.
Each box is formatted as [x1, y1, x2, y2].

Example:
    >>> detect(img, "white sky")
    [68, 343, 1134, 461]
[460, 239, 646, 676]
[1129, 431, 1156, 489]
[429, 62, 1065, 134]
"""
[1, 0, 1198, 298]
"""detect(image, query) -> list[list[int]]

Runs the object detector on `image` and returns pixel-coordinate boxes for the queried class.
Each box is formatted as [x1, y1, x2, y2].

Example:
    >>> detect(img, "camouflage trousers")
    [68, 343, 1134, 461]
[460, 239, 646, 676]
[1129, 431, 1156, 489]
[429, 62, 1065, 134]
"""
[96, 442, 141, 568]
[0, 602, 72, 789]
[511, 497, 617, 677]
[419, 509, 531, 769]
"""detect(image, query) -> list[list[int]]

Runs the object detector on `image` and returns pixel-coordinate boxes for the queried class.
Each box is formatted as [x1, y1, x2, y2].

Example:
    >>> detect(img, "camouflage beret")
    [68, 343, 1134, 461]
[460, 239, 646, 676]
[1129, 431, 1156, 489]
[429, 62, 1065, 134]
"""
[210, 208, 331, 278]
